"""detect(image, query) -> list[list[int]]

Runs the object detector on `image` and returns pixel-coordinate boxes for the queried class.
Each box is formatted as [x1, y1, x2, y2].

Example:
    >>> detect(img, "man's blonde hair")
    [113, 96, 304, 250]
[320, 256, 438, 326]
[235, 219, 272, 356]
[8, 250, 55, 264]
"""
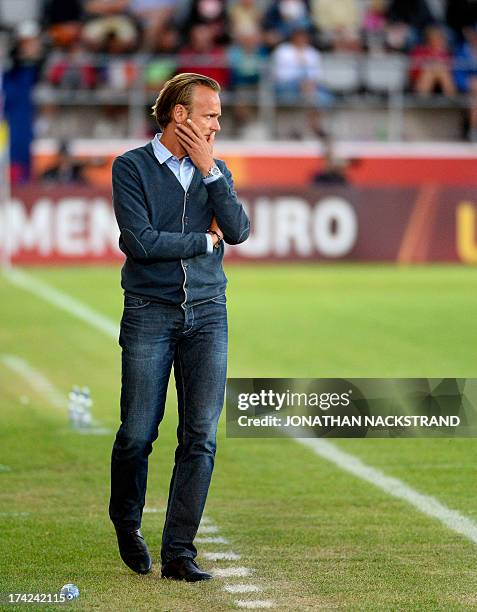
[151, 73, 221, 129]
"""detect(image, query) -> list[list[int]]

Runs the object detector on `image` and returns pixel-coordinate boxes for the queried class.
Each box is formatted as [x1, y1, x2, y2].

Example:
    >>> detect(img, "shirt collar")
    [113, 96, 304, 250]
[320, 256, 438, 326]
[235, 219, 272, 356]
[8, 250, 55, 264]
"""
[151, 132, 190, 165]
[151, 132, 173, 164]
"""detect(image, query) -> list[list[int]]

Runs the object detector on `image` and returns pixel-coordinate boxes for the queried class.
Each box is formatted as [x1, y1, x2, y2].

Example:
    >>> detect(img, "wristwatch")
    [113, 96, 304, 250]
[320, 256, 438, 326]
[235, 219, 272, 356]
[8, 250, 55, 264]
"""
[202, 163, 221, 180]
[207, 229, 222, 249]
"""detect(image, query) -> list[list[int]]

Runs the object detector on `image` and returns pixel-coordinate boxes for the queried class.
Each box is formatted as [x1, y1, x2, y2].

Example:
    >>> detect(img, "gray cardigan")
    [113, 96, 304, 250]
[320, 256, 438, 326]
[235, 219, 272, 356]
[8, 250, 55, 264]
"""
[112, 142, 250, 306]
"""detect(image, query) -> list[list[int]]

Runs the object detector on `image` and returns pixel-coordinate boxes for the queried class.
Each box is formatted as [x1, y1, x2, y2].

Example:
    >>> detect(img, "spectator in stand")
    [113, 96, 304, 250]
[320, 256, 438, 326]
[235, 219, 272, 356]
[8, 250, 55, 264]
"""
[272, 24, 332, 138]
[229, 0, 262, 39]
[426, 0, 447, 24]
[183, 0, 229, 45]
[40, 140, 106, 185]
[312, 137, 350, 185]
[41, 0, 84, 49]
[447, 0, 477, 43]
[2, 21, 44, 185]
[129, 0, 176, 52]
[386, 0, 435, 52]
[82, 0, 139, 54]
[262, 0, 313, 49]
[454, 26, 477, 92]
[272, 24, 329, 104]
[309, 0, 362, 51]
[45, 40, 99, 88]
[229, 30, 267, 88]
[453, 26, 477, 141]
[410, 26, 456, 97]
[228, 29, 268, 136]
[362, 0, 388, 51]
[178, 23, 230, 88]
[144, 22, 178, 92]
[387, 0, 434, 30]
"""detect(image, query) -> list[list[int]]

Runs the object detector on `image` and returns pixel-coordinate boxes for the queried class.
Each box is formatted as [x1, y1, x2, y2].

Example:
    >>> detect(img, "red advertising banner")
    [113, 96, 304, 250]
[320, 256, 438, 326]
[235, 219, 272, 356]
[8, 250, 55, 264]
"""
[33, 142, 477, 189]
[2, 185, 477, 264]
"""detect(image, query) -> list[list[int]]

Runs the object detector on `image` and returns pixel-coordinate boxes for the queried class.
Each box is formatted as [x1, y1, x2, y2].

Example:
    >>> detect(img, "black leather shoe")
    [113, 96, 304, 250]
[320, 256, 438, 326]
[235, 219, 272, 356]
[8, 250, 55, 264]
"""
[161, 557, 212, 582]
[115, 528, 152, 575]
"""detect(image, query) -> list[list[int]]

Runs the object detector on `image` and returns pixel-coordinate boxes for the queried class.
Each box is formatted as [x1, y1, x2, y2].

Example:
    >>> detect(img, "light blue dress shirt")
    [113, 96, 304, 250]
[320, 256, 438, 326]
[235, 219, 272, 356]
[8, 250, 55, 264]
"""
[151, 132, 222, 253]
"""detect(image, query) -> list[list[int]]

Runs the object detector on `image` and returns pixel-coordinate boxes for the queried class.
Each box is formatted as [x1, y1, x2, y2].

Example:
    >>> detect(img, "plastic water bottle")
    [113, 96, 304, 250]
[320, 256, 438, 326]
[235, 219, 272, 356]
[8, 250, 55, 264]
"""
[76, 390, 86, 428]
[80, 387, 92, 427]
[68, 386, 80, 427]
[68, 385, 94, 429]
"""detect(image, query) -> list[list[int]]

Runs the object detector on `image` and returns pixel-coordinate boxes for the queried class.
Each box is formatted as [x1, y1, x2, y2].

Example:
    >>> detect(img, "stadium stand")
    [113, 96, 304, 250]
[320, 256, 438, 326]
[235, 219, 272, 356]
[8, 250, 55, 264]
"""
[2, 0, 477, 184]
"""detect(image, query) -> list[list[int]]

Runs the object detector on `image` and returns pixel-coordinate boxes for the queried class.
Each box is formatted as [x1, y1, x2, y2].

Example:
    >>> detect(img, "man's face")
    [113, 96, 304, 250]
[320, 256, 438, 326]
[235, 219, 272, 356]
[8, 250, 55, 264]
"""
[185, 85, 222, 143]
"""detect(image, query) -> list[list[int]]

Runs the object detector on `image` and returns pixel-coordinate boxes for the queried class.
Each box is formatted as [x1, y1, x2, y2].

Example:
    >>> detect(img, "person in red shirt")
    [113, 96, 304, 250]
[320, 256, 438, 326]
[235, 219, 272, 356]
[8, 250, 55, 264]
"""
[178, 24, 230, 89]
[410, 26, 456, 96]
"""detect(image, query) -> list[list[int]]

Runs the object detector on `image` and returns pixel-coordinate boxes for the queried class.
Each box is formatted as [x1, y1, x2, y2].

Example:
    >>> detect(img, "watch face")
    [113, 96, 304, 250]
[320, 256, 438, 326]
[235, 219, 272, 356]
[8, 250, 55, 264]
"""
[211, 165, 221, 177]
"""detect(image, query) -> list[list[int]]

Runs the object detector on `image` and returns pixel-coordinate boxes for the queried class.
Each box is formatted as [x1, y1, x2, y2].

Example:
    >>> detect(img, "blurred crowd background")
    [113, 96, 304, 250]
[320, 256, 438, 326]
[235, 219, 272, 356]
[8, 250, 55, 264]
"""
[2, 0, 477, 184]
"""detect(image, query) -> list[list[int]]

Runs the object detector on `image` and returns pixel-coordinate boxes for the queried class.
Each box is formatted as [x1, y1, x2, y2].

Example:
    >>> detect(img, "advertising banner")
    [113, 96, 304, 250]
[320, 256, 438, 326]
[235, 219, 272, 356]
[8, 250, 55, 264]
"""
[2, 185, 476, 264]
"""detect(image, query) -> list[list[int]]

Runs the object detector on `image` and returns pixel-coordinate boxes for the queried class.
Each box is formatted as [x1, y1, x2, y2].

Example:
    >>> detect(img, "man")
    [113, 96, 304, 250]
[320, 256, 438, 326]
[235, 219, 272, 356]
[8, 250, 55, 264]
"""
[109, 73, 250, 581]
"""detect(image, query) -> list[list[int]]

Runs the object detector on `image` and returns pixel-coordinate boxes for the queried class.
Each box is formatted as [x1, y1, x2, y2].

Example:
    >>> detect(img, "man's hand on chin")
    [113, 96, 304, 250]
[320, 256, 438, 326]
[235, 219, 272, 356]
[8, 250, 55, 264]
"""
[175, 119, 215, 177]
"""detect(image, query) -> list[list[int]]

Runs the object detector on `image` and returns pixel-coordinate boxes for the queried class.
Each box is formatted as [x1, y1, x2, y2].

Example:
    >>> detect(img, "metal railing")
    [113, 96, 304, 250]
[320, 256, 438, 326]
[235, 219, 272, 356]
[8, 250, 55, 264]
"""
[31, 52, 476, 140]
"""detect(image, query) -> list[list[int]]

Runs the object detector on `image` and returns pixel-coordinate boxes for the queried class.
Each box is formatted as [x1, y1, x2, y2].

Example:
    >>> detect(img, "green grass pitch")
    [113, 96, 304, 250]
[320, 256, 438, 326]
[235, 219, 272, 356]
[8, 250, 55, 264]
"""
[1, 264, 477, 610]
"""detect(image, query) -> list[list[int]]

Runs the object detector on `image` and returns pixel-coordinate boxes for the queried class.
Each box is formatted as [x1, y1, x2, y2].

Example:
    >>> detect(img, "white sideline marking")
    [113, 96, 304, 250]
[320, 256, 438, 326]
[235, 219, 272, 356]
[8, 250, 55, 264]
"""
[198, 525, 219, 534]
[1, 354, 111, 435]
[76, 426, 111, 435]
[203, 551, 241, 561]
[235, 600, 274, 609]
[1, 354, 66, 411]
[143, 507, 167, 513]
[0, 464, 12, 473]
[0, 512, 30, 517]
[224, 584, 262, 594]
[212, 567, 251, 578]
[3, 268, 118, 339]
[296, 437, 477, 545]
[6, 269, 477, 548]
[196, 536, 230, 544]
[199, 516, 214, 525]
[2, 271, 274, 602]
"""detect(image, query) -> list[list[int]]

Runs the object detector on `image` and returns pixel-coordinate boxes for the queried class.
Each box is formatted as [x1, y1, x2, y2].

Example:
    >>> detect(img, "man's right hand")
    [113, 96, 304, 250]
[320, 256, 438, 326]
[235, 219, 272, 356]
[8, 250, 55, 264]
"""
[209, 216, 223, 246]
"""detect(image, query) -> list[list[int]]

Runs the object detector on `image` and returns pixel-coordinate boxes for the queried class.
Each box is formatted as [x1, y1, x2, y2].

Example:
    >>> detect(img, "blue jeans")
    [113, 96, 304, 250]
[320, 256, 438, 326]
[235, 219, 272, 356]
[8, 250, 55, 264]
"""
[109, 293, 228, 563]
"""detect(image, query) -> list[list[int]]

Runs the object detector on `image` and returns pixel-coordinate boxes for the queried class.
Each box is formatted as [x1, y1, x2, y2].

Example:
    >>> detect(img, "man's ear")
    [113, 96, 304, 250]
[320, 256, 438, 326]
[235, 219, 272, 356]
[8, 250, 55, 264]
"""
[173, 104, 188, 124]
